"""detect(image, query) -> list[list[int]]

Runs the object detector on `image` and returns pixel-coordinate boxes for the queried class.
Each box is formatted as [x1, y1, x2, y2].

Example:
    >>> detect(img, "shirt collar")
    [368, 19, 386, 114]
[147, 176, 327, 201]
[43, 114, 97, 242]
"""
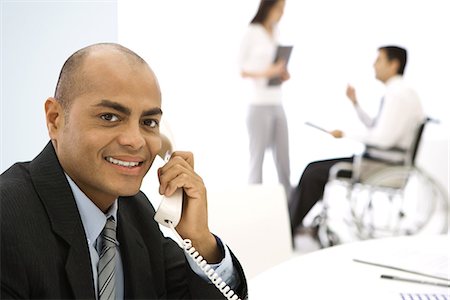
[386, 75, 403, 86]
[65, 174, 118, 246]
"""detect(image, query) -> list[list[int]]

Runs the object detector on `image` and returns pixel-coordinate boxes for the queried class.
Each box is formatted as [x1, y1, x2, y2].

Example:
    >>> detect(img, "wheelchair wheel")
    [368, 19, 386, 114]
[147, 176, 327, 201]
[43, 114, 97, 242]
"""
[317, 222, 340, 248]
[349, 166, 448, 239]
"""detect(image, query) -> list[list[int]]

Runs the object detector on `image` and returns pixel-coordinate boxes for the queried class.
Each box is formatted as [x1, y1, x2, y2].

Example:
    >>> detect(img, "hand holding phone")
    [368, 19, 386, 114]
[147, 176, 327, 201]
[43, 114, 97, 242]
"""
[153, 154, 183, 227]
[151, 152, 242, 300]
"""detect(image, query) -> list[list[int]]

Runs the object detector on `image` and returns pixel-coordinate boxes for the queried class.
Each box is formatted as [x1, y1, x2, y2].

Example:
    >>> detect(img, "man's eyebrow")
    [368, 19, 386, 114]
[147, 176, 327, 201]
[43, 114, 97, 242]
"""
[142, 107, 163, 117]
[93, 99, 163, 117]
[94, 99, 131, 115]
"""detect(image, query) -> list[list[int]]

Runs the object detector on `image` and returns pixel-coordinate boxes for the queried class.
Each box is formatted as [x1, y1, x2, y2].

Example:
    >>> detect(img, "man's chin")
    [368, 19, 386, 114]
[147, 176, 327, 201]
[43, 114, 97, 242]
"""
[115, 178, 144, 197]
[119, 187, 142, 197]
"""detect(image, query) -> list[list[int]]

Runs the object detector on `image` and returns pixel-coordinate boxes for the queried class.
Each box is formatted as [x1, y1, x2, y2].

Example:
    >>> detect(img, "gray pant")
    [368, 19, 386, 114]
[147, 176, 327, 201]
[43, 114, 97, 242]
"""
[246, 105, 291, 197]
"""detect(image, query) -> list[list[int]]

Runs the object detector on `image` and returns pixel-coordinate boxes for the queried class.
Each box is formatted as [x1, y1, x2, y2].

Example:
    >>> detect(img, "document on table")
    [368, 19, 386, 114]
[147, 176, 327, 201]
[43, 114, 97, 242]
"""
[399, 292, 449, 300]
[354, 249, 449, 281]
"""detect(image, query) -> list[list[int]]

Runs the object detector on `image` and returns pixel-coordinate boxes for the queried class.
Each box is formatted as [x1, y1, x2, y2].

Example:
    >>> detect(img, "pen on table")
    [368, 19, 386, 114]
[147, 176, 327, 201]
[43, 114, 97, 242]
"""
[304, 122, 330, 134]
[380, 274, 450, 288]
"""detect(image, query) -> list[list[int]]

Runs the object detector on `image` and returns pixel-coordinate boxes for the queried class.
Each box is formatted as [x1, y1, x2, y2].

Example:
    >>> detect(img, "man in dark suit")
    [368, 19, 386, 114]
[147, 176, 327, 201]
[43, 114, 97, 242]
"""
[1, 43, 247, 299]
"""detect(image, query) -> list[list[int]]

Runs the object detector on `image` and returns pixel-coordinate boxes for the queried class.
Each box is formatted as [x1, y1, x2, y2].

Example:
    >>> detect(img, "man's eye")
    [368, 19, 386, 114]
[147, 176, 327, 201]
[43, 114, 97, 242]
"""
[143, 119, 158, 128]
[101, 114, 119, 122]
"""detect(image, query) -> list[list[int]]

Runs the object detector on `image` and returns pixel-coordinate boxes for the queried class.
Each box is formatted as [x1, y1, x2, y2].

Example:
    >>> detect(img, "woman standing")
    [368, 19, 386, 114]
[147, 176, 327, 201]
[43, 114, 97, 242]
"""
[239, 0, 292, 197]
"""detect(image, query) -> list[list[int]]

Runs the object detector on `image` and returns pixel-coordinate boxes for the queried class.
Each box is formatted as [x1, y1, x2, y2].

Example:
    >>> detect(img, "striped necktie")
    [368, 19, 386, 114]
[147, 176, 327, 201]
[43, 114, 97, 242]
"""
[98, 217, 118, 300]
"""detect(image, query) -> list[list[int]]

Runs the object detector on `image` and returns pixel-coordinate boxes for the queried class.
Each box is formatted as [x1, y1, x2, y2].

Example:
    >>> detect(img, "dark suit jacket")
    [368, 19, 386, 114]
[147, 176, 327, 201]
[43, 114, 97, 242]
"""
[0, 142, 248, 299]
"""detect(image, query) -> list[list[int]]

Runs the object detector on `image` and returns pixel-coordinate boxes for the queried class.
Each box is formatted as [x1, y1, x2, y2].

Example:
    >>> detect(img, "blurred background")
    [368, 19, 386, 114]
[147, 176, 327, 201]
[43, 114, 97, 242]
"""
[117, 0, 450, 194]
[2, 0, 448, 194]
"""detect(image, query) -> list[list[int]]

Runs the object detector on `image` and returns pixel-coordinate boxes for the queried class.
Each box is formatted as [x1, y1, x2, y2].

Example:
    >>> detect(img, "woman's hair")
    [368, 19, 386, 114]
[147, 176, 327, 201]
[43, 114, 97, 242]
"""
[250, 0, 280, 24]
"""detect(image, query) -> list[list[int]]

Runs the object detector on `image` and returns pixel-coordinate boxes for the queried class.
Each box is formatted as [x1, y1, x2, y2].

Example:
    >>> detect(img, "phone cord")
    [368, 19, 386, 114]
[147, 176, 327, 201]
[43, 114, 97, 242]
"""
[168, 222, 242, 300]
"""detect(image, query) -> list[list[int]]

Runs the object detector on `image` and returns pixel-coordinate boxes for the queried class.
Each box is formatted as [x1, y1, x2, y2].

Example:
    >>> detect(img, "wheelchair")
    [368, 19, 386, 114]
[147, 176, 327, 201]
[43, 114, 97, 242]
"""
[309, 117, 449, 247]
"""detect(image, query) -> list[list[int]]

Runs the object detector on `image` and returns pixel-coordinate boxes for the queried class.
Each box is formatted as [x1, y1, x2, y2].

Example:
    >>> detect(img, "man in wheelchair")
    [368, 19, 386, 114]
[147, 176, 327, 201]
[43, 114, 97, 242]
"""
[289, 45, 429, 244]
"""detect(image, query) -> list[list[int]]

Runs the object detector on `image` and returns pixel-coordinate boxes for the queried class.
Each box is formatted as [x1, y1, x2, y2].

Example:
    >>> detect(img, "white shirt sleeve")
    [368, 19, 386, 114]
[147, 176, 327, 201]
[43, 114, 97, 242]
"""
[354, 103, 375, 128]
[238, 26, 261, 72]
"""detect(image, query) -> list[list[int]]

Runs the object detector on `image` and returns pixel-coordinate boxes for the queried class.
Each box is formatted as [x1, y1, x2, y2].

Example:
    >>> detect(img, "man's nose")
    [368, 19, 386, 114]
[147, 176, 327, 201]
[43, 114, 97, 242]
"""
[118, 123, 146, 150]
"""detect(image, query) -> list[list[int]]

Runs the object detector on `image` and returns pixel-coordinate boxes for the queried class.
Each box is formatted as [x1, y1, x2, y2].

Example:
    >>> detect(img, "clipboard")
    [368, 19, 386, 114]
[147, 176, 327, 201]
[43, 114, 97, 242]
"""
[267, 45, 293, 86]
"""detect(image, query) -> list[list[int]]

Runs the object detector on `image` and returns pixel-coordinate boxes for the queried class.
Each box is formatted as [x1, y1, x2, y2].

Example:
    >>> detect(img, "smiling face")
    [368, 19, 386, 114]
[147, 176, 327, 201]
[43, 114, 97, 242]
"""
[46, 47, 162, 211]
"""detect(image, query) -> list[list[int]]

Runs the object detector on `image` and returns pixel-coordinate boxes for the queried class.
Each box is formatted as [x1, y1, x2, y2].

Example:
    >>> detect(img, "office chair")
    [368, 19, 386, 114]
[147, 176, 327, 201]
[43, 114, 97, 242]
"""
[314, 117, 449, 247]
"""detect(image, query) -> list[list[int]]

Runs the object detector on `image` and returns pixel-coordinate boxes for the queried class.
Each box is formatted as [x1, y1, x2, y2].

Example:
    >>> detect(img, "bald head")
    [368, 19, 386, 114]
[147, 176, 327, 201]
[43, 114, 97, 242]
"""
[54, 43, 150, 111]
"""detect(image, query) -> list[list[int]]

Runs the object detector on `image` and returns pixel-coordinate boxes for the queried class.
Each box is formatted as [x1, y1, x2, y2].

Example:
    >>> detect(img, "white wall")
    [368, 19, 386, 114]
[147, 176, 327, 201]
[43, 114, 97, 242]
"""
[118, 0, 449, 194]
[1, 0, 118, 172]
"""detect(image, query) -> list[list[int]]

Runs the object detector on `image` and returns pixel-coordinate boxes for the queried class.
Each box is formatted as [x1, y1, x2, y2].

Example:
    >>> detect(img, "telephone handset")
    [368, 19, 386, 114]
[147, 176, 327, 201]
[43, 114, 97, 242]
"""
[153, 153, 183, 227]
[153, 181, 183, 227]
[153, 154, 242, 300]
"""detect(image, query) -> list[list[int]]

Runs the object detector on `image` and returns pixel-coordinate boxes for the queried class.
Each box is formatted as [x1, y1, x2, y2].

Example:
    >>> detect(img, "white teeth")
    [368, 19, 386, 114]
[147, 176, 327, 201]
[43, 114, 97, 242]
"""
[106, 157, 140, 167]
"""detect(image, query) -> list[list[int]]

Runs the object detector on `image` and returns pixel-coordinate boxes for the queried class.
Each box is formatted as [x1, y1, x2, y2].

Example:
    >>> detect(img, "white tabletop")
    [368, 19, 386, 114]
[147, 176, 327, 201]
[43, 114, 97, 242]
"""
[249, 234, 449, 299]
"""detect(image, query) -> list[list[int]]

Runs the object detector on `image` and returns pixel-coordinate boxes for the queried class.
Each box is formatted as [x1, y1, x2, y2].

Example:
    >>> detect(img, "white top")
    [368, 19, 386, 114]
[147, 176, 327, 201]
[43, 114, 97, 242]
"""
[352, 75, 425, 152]
[238, 23, 283, 105]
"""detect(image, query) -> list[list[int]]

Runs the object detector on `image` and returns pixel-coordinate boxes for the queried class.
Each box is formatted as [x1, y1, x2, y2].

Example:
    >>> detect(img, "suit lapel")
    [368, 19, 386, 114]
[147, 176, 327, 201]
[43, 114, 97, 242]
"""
[117, 204, 158, 299]
[30, 142, 96, 299]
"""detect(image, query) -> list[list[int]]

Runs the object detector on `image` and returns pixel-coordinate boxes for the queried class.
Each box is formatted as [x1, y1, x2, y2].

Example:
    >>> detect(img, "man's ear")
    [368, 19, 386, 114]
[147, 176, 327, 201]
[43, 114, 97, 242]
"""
[45, 97, 64, 140]
[391, 59, 401, 75]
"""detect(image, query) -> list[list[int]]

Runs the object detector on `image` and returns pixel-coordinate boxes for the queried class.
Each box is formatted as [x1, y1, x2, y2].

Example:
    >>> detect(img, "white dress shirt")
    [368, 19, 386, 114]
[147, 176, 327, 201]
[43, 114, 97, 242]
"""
[352, 75, 425, 155]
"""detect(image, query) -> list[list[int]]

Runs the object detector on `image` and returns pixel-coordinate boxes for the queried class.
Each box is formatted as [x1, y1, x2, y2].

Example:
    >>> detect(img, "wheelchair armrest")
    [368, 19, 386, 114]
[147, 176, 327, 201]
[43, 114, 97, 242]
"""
[363, 144, 407, 165]
[365, 144, 406, 153]
[328, 161, 354, 182]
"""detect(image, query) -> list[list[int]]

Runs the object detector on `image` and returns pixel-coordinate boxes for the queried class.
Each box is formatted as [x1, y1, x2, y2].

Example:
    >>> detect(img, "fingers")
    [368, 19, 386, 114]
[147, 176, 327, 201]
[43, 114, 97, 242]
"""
[267, 61, 286, 78]
[330, 130, 344, 138]
[158, 152, 204, 199]
[281, 70, 290, 81]
[346, 85, 357, 105]
[171, 151, 194, 168]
